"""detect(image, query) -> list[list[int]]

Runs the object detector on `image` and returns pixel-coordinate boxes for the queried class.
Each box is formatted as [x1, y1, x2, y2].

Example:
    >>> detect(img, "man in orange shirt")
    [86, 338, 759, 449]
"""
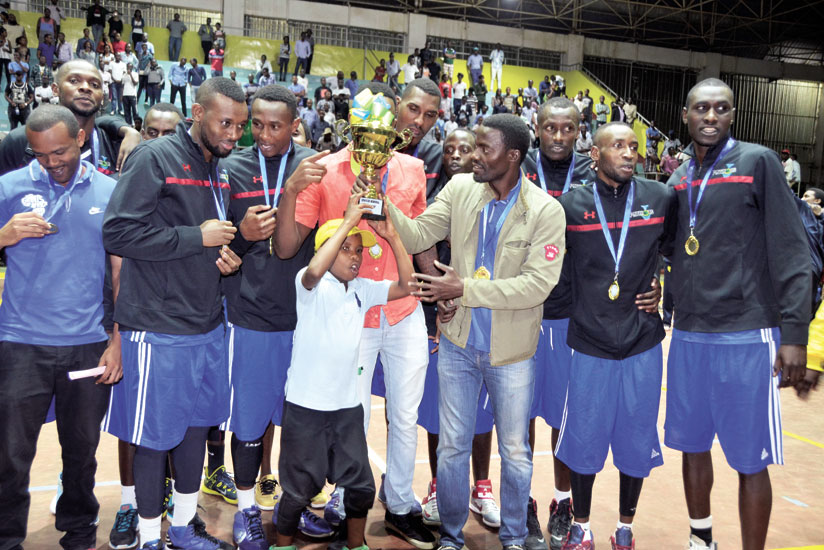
[275, 82, 435, 550]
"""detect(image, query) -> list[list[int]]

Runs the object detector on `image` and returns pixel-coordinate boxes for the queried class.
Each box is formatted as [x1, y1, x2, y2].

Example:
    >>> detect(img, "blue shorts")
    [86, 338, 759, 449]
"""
[101, 324, 229, 451]
[556, 344, 664, 477]
[417, 339, 494, 435]
[664, 328, 782, 474]
[533, 318, 573, 428]
[221, 325, 293, 440]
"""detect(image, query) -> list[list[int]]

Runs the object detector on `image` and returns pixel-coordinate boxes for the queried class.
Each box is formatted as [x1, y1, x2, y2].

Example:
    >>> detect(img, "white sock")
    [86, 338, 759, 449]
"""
[121, 485, 137, 508]
[690, 516, 713, 530]
[171, 491, 198, 527]
[617, 520, 633, 530]
[139, 515, 162, 546]
[555, 488, 572, 502]
[237, 488, 255, 511]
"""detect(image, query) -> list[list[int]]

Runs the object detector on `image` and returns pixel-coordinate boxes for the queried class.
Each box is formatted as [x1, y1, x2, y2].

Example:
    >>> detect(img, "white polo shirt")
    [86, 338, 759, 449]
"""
[285, 267, 391, 411]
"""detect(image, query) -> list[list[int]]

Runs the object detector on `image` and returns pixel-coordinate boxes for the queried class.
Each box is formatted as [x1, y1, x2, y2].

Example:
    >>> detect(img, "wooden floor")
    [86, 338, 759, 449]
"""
[24, 332, 824, 550]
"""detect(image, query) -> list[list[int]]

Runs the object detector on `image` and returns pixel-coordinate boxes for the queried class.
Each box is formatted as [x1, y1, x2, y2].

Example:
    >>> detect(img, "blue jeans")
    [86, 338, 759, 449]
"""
[437, 338, 535, 547]
[168, 36, 182, 61]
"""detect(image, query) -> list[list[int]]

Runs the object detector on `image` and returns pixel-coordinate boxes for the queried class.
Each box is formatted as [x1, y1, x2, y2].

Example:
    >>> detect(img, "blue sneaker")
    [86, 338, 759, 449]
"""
[610, 527, 634, 550]
[166, 514, 232, 549]
[109, 504, 139, 549]
[324, 487, 346, 527]
[561, 524, 593, 550]
[232, 506, 268, 550]
[272, 502, 334, 538]
[140, 540, 164, 550]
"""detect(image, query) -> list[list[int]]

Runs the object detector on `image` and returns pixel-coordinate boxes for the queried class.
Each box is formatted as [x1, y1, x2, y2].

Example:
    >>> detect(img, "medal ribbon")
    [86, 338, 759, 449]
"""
[685, 138, 736, 233]
[208, 166, 226, 221]
[28, 159, 86, 222]
[591, 179, 635, 280]
[257, 141, 292, 208]
[381, 165, 389, 194]
[537, 151, 575, 194]
[479, 176, 521, 270]
[91, 129, 99, 169]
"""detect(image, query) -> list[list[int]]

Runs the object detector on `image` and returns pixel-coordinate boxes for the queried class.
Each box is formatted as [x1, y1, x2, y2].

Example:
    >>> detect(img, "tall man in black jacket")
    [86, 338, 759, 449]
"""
[555, 122, 676, 550]
[664, 78, 814, 550]
[103, 77, 246, 550]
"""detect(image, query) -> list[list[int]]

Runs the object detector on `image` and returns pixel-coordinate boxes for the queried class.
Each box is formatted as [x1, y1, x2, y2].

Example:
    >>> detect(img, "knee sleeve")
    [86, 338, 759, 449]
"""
[133, 446, 168, 518]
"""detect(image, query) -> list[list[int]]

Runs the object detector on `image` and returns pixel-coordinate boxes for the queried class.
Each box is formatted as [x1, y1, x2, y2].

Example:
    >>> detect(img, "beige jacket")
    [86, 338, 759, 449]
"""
[386, 173, 566, 365]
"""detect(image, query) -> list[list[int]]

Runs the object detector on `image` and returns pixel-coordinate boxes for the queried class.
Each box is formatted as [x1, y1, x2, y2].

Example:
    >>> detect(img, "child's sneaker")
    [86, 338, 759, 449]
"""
[547, 498, 572, 550]
[687, 534, 718, 549]
[109, 503, 139, 549]
[310, 490, 329, 509]
[166, 514, 233, 549]
[324, 487, 346, 527]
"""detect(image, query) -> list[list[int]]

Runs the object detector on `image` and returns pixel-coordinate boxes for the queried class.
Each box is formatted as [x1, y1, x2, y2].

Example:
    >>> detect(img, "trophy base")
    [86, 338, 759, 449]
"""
[359, 196, 385, 221]
[362, 212, 386, 221]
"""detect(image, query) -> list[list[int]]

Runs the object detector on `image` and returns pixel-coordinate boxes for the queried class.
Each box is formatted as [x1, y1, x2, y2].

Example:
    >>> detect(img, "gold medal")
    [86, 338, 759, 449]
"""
[608, 279, 620, 301]
[685, 234, 699, 256]
[47, 223, 58, 234]
[473, 266, 491, 280]
[268, 236, 274, 256]
[369, 243, 382, 259]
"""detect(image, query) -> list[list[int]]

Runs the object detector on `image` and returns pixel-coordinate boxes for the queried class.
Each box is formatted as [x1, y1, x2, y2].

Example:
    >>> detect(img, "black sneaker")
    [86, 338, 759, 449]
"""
[547, 498, 572, 550]
[526, 498, 548, 550]
[384, 511, 437, 549]
[109, 504, 139, 549]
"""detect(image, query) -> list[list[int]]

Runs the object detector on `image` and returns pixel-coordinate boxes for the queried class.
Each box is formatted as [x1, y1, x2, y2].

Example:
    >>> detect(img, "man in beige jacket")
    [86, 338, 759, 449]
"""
[384, 113, 566, 550]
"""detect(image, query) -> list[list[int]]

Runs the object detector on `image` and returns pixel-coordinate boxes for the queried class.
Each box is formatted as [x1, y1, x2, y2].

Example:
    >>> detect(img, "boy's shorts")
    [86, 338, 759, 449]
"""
[665, 328, 783, 474]
[533, 318, 573, 428]
[556, 344, 664, 478]
[102, 324, 228, 451]
[221, 325, 293, 440]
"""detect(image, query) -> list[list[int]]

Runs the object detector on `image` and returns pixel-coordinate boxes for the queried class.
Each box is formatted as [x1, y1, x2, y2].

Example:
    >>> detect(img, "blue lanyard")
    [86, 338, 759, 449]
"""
[29, 160, 85, 221]
[208, 167, 226, 221]
[257, 141, 292, 208]
[685, 138, 736, 231]
[381, 165, 389, 194]
[412, 143, 420, 159]
[91, 129, 99, 169]
[537, 151, 575, 194]
[479, 177, 521, 268]
[591, 180, 635, 278]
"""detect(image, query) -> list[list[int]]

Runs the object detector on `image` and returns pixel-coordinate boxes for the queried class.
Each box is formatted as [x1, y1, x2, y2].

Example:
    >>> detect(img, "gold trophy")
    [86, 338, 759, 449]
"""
[335, 90, 413, 220]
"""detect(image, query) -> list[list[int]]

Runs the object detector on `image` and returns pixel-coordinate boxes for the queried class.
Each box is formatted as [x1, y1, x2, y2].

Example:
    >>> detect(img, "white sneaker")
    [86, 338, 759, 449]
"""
[49, 472, 63, 515]
[687, 534, 718, 549]
[469, 479, 501, 528]
[422, 479, 440, 526]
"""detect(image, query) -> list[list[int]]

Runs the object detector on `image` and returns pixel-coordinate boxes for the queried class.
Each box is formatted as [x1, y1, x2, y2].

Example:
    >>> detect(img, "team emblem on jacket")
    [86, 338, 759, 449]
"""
[712, 163, 737, 178]
[545, 244, 559, 261]
[21, 193, 47, 216]
[98, 156, 111, 171]
[631, 205, 653, 220]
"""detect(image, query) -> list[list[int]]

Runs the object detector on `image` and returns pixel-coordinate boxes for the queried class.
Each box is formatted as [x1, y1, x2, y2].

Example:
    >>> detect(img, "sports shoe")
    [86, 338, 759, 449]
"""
[201, 465, 238, 504]
[610, 527, 634, 550]
[299, 508, 334, 538]
[525, 498, 548, 550]
[166, 513, 233, 549]
[687, 534, 718, 549]
[140, 540, 164, 550]
[504, 546, 526, 550]
[163, 478, 174, 521]
[50, 472, 63, 515]
[560, 524, 593, 550]
[324, 486, 346, 527]
[421, 479, 440, 526]
[469, 479, 501, 528]
[310, 490, 330, 509]
[109, 504, 139, 549]
[384, 511, 436, 549]
[255, 474, 279, 510]
[377, 473, 423, 515]
[232, 506, 268, 550]
[548, 498, 573, 550]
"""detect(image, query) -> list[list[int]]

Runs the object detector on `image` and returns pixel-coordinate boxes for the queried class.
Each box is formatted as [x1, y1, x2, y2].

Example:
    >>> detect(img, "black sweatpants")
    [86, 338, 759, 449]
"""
[276, 401, 375, 536]
[0, 340, 110, 550]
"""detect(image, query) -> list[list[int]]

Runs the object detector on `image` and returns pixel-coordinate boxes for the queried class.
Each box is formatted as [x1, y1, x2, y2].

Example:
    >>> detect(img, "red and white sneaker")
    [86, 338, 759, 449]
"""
[469, 479, 501, 528]
[422, 478, 440, 526]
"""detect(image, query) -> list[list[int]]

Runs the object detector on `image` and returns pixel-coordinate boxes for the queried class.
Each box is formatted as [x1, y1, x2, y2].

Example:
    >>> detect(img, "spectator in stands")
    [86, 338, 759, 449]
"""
[573, 90, 585, 113]
[502, 86, 515, 112]
[594, 94, 609, 132]
[553, 73, 566, 95]
[311, 104, 333, 143]
[168, 57, 189, 117]
[209, 43, 224, 77]
[78, 39, 95, 65]
[278, 35, 291, 81]
[136, 42, 151, 104]
[372, 59, 387, 82]
[36, 35, 55, 70]
[387, 52, 401, 88]
[108, 53, 126, 115]
[645, 121, 662, 171]
[229, 70, 240, 86]
[515, 87, 526, 109]
[47, 0, 64, 36]
[296, 68, 308, 93]
[524, 79, 538, 104]
[331, 71, 350, 119]
[108, 10, 123, 41]
[299, 97, 318, 127]
[411, 47, 421, 69]
[137, 32, 154, 56]
[122, 61, 138, 124]
[473, 102, 489, 126]
[289, 74, 306, 105]
[792, 153, 802, 184]
[110, 31, 126, 56]
[452, 72, 466, 114]
[443, 112, 458, 137]
[36, 8, 56, 45]
[428, 58, 441, 85]
[120, 42, 137, 67]
[242, 73, 259, 111]
[9, 49, 28, 81]
[611, 98, 624, 121]
[316, 127, 336, 152]
[438, 73, 451, 111]
[421, 40, 434, 68]
[257, 67, 275, 87]
[521, 99, 536, 131]
[295, 31, 311, 76]
[85, 0, 107, 46]
[442, 40, 456, 82]
[581, 89, 593, 131]
[317, 88, 334, 115]
[490, 43, 504, 91]
[663, 130, 681, 154]
[34, 76, 57, 106]
[623, 97, 637, 126]
[5, 68, 33, 128]
[198, 18, 214, 64]
[0, 29, 12, 90]
[213, 22, 225, 49]
[401, 55, 418, 85]
[255, 54, 272, 81]
[345, 70, 358, 98]
[292, 118, 312, 149]
[660, 146, 680, 177]
[146, 57, 164, 106]
[474, 75, 488, 109]
[466, 46, 483, 88]
[314, 76, 331, 103]
[130, 9, 144, 49]
[538, 75, 551, 103]
[98, 43, 114, 74]
[166, 13, 186, 62]
[96, 33, 110, 55]
[28, 54, 51, 92]
[186, 57, 205, 103]
[76, 28, 93, 57]
[54, 32, 72, 66]
[492, 95, 506, 114]
[305, 28, 315, 73]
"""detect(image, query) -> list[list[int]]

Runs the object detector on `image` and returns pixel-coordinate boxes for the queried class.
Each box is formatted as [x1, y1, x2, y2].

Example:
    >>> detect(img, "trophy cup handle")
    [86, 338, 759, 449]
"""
[392, 128, 414, 152]
[334, 119, 351, 144]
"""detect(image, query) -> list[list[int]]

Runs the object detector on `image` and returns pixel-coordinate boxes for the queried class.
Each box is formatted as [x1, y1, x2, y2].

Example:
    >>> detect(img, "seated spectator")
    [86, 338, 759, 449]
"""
[296, 68, 308, 92]
[299, 98, 317, 125]
[316, 89, 334, 119]
[78, 40, 95, 64]
[258, 67, 276, 86]
[524, 79, 538, 103]
[311, 105, 332, 143]
[575, 125, 592, 153]
[443, 112, 458, 137]
[255, 53, 272, 80]
[34, 78, 57, 106]
[243, 73, 259, 109]
[316, 126, 336, 152]
[288, 74, 306, 105]
[660, 146, 680, 176]
[110, 31, 126, 55]
[314, 76, 331, 103]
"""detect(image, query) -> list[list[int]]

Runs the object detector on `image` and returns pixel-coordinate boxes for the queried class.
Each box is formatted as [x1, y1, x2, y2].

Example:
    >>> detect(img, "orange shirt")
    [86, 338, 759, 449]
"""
[295, 147, 426, 328]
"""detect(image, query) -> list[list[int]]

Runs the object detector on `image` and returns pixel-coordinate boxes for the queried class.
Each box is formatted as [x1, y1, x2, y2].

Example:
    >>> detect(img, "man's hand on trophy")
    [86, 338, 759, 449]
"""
[351, 172, 374, 196]
[284, 150, 330, 195]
